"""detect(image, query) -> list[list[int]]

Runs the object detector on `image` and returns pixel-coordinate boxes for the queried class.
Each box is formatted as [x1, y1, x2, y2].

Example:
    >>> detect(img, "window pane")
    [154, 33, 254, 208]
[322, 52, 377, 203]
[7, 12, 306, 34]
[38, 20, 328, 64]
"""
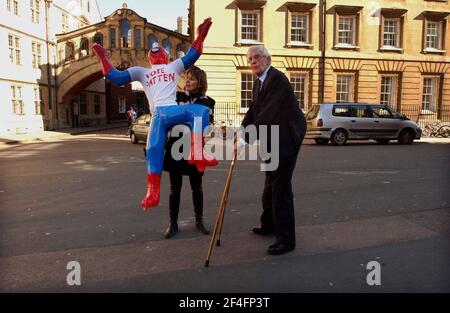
[380, 76, 397, 107]
[80, 93, 87, 115]
[162, 39, 172, 57]
[338, 17, 354, 45]
[383, 19, 399, 47]
[372, 107, 393, 118]
[241, 12, 259, 41]
[290, 73, 307, 110]
[240, 73, 256, 109]
[110, 28, 116, 48]
[336, 76, 353, 103]
[120, 19, 131, 42]
[94, 33, 103, 45]
[422, 77, 438, 112]
[135, 28, 141, 49]
[147, 34, 158, 50]
[291, 14, 308, 43]
[426, 22, 441, 49]
[332, 105, 353, 117]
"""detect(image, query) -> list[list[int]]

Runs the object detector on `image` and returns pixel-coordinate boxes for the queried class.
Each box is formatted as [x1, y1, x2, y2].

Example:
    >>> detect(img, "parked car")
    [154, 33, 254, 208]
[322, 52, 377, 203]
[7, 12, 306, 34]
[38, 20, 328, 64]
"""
[129, 113, 215, 144]
[129, 114, 151, 144]
[305, 103, 422, 146]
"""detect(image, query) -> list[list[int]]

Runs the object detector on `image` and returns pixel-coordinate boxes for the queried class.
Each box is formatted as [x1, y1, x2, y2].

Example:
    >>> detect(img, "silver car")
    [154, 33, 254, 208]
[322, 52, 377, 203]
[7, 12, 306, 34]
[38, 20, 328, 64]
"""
[305, 103, 422, 145]
[130, 114, 151, 144]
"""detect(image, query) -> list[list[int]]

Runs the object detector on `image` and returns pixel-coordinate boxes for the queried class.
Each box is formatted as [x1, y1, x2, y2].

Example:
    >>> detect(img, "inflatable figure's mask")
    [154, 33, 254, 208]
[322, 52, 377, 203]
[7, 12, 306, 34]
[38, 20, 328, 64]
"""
[149, 42, 169, 66]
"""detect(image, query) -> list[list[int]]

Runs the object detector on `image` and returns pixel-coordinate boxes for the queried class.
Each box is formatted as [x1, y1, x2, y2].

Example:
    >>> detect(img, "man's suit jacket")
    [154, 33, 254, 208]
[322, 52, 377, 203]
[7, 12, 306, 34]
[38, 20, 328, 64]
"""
[241, 66, 306, 157]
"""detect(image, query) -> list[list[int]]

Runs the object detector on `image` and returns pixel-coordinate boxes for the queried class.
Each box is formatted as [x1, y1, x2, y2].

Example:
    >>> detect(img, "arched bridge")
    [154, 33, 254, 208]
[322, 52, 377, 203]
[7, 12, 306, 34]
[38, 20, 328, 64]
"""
[56, 7, 191, 104]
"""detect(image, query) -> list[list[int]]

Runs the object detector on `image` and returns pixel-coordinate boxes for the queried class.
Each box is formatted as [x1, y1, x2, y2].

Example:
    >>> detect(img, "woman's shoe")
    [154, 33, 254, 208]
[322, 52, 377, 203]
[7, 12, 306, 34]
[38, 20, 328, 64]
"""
[164, 224, 178, 239]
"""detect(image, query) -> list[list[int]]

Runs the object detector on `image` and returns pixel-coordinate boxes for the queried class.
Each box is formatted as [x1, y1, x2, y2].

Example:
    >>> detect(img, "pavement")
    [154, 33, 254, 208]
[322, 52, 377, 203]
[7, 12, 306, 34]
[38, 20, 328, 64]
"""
[0, 122, 129, 148]
[418, 137, 450, 144]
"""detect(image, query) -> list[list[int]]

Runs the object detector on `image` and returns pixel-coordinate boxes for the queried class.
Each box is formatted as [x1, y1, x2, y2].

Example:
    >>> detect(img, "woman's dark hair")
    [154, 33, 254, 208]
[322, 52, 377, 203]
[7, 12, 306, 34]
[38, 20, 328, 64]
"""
[186, 66, 208, 96]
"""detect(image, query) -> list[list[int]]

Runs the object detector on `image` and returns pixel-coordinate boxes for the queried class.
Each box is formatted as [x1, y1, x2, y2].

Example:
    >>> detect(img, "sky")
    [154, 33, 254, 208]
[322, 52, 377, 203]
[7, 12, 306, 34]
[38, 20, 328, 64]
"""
[97, 0, 190, 31]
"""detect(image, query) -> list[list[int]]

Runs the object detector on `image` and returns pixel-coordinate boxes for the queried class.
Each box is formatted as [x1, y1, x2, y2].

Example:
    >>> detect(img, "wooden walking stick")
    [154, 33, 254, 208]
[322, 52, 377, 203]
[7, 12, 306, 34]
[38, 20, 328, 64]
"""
[204, 151, 237, 267]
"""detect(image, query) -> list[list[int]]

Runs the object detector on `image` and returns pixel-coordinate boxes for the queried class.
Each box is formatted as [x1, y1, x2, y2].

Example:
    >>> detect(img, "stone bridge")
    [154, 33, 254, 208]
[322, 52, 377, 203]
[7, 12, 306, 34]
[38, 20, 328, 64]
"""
[56, 6, 191, 104]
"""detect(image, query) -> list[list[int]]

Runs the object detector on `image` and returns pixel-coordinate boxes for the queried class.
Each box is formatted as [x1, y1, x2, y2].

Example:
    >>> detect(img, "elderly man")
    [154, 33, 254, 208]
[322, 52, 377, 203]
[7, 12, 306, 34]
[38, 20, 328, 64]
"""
[236, 45, 306, 255]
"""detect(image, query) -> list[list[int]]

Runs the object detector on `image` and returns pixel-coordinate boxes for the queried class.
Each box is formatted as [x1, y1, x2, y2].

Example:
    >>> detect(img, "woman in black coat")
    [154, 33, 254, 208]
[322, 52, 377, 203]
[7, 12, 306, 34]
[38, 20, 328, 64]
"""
[162, 66, 215, 239]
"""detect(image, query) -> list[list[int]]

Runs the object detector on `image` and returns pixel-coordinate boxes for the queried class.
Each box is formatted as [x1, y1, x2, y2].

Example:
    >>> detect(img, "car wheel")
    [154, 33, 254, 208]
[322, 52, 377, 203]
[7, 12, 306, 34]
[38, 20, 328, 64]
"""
[376, 139, 390, 145]
[398, 129, 414, 145]
[130, 132, 139, 144]
[314, 139, 329, 145]
[331, 129, 348, 146]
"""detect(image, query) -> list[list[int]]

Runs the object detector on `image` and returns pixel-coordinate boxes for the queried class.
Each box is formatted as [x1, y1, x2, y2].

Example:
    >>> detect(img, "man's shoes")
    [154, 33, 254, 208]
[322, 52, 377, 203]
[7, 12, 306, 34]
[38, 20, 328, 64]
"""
[252, 226, 275, 235]
[196, 221, 210, 235]
[164, 224, 178, 239]
[267, 242, 295, 255]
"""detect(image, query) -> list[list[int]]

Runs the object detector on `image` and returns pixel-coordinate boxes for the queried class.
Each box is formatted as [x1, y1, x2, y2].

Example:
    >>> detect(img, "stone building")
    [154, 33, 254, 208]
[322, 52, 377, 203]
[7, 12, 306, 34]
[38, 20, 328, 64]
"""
[0, 0, 102, 134]
[55, 4, 191, 128]
[189, 0, 450, 127]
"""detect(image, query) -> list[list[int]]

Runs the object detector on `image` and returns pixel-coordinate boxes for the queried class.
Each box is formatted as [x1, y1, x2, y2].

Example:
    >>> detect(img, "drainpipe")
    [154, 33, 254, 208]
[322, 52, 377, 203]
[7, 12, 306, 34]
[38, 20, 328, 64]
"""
[53, 51, 60, 130]
[45, 0, 53, 129]
[319, 0, 326, 104]
[45, 0, 59, 130]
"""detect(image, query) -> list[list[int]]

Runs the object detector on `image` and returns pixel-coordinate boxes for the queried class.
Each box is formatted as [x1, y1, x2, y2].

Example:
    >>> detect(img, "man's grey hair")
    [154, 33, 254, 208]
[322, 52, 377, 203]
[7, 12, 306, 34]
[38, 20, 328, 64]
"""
[248, 45, 272, 65]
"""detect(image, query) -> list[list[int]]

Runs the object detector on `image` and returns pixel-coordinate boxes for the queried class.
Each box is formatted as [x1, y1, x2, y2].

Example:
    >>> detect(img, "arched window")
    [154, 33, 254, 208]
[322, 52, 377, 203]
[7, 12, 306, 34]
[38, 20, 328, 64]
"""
[65, 42, 75, 61]
[176, 43, 187, 53]
[147, 34, 158, 51]
[162, 38, 173, 59]
[80, 38, 89, 57]
[93, 32, 103, 46]
[134, 28, 142, 49]
[120, 19, 131, 48]
[110, 28, 116, 48]
[176, 43, 187, 57]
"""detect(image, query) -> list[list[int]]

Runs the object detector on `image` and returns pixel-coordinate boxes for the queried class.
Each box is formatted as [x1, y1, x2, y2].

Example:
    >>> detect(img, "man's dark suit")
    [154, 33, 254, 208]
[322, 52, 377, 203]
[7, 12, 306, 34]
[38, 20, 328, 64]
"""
[241, 66, 306, 249]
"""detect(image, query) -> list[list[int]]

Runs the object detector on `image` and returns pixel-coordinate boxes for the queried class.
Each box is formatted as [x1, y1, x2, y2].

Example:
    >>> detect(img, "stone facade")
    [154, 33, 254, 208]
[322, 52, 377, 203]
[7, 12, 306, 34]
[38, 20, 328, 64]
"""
[0, 0, 102, 134]
[190, 0, 450, 127]
[55, 5, 191, 126]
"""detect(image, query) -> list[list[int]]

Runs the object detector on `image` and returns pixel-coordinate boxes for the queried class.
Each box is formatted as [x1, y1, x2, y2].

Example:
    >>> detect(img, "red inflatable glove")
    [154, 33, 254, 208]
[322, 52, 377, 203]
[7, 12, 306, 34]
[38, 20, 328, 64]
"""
[92, 43, 113, 75]
[197, 17, 212, 40]
[192, 18, 213, 53]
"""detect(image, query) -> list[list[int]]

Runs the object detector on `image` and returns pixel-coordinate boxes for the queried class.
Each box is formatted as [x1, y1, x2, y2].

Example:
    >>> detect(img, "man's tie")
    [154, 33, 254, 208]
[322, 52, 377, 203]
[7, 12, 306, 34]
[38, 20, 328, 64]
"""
[254, 79, 261, 115]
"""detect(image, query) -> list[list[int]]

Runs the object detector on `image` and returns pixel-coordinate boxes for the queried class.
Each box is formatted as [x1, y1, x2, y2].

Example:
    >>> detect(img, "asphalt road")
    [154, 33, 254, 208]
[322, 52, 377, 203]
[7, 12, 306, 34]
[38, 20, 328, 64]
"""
[0, 129, 449, 292]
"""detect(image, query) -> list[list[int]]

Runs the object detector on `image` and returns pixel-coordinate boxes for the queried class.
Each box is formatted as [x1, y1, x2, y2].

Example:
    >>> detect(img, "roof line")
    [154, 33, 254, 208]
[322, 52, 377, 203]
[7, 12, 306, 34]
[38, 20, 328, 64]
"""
[56, 8, 190, 41]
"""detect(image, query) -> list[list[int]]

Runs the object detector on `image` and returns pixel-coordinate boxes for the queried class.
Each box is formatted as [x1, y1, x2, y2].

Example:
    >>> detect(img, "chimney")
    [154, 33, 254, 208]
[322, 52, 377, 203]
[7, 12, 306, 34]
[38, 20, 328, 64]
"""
[177, 16, 188, 35]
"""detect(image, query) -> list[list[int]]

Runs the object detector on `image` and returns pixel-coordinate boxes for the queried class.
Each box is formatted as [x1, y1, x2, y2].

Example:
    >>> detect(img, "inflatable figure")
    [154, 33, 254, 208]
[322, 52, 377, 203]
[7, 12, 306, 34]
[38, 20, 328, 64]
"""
[92, 18, 218, 211]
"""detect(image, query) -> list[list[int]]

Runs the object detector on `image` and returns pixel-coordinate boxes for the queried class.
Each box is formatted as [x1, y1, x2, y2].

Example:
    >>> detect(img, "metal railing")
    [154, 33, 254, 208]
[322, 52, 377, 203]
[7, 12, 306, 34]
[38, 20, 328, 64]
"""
[213, 102, 450, 138]
[213, 102, 245, 128]
[399, 105, 450, 137]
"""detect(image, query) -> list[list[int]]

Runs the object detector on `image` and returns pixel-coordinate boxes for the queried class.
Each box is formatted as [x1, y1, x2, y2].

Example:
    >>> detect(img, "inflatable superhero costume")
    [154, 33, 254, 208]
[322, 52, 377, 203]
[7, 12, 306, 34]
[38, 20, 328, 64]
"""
[92, 18, 218, 211]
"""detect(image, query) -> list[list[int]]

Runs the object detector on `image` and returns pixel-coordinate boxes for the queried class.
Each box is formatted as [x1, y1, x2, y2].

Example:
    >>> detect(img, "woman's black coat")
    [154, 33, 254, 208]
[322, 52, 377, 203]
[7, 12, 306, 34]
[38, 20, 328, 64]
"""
[163, 91, 215, 176]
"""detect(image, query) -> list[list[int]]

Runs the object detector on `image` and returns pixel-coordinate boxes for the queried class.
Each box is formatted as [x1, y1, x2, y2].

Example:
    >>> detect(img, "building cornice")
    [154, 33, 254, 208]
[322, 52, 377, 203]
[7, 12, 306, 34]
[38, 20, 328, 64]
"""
[0, 23, 56, 45]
